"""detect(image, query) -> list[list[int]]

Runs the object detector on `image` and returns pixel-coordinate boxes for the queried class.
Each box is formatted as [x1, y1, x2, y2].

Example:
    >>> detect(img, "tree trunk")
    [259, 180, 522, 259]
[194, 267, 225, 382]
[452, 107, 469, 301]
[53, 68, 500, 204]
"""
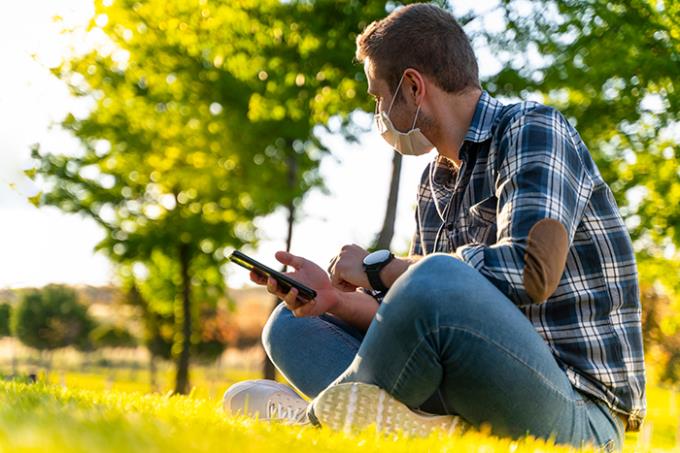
[149, 353, 158, 393]
[263, 154, 297, 380]
[175, 243, 192, 394]
[373, 151, 402, 251]
[11, 340, 17, 376]
[44, 350, 53, 378]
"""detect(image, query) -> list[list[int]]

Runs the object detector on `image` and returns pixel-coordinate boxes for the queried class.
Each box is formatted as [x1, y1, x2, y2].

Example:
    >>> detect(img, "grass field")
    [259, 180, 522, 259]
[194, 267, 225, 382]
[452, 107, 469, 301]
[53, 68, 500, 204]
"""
[0, 380, 587, 453]
[0, 369, 676, 452]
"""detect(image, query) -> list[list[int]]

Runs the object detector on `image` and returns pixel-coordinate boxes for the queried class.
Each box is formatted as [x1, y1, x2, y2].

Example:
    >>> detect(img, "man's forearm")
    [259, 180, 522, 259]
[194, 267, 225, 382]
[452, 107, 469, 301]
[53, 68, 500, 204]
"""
[379, 255, 422, 288]
[327, 290, 380, 332]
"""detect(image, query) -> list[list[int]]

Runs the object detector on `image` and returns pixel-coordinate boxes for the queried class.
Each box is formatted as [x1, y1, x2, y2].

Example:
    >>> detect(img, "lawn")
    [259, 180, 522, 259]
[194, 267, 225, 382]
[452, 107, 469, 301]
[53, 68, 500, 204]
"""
[0, 373, 676, 452]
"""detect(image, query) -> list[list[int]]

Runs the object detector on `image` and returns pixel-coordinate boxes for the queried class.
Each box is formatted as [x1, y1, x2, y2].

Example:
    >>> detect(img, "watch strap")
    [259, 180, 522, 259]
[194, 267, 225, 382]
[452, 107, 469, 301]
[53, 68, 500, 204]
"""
[364, 253, 394, 292]
[366, 268, 389, 292]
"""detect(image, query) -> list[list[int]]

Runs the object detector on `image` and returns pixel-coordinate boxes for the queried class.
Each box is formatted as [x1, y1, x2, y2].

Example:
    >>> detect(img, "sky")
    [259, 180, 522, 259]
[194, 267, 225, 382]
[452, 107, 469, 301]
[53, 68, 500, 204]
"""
[0, 0, 504, 290]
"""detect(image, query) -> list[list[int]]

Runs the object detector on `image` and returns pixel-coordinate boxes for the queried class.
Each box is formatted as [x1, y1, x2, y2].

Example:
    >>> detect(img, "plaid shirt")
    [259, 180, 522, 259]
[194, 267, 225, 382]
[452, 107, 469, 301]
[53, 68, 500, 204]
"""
[404, 91, 646, 430]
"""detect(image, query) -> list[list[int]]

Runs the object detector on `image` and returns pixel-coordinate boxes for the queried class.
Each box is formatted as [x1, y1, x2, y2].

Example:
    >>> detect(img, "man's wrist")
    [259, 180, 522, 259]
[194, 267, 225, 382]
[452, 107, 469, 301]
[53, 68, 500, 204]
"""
[378, 257, 412, 288]
[326, 289, 345, 316]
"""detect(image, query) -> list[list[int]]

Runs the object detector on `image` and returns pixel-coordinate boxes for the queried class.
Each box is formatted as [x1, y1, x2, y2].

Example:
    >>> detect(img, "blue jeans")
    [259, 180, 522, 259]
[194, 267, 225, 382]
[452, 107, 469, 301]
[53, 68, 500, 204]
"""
[262, 254, 624, 450]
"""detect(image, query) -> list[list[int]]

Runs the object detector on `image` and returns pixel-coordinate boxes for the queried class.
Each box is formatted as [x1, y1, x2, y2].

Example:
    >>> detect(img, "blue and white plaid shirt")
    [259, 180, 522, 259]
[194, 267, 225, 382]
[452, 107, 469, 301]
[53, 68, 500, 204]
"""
[405, 91, 646, 430]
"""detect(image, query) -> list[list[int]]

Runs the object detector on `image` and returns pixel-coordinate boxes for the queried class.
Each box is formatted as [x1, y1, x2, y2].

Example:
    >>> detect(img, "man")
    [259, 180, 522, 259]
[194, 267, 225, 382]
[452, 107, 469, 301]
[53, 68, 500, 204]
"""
[223, 3, 645, 450]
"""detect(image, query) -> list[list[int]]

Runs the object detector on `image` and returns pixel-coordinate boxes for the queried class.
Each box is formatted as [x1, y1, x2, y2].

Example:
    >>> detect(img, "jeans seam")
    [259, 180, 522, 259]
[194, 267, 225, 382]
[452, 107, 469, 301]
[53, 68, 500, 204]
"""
[436, 388, 450, 414]
[390, 330, 436, 396]
[390, 325, 577, 404]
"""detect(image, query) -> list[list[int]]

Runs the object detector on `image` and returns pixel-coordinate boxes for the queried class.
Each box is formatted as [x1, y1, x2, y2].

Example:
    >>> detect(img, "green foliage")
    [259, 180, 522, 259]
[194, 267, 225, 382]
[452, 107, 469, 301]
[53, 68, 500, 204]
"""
[120, 254, 232, 362]
[10, 285, 96, 352]
[0, 304, 11, 337]
[32, 0, 421, 392]
[480, 0, 680, 251]
[90, 324, 137, 349]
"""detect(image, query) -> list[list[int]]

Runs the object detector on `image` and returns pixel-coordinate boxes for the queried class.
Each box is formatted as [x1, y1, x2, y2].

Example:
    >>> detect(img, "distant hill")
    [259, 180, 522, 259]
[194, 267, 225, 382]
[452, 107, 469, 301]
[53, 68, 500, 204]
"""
[0, 284, 275, 330]
[0, 284, 270, 306]
[0, 285, 121, 306]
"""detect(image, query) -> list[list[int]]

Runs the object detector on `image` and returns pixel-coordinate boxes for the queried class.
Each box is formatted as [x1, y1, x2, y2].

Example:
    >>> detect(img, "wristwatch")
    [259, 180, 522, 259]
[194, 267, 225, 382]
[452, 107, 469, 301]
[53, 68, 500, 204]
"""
[362, 249, 394, 292]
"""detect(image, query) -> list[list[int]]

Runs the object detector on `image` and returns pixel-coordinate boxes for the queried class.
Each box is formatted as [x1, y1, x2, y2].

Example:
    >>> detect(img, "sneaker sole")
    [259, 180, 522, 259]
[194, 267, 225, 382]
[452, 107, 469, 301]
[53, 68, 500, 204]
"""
[310, 382, 460, 437]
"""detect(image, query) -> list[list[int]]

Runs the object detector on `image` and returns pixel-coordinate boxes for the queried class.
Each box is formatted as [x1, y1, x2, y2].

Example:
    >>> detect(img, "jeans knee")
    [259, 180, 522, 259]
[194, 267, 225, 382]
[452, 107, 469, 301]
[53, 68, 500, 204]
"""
[383, 254, 469, 319]
[397, 254, 464, 296]
[409, 253, 465, 281]
[261, 301, 293, 359]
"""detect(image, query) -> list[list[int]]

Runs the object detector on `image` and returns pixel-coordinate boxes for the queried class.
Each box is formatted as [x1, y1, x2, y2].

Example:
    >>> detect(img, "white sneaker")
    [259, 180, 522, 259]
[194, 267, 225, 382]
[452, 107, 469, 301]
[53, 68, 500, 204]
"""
[308, 382, 463, 437]
[222, 379, 309, 425]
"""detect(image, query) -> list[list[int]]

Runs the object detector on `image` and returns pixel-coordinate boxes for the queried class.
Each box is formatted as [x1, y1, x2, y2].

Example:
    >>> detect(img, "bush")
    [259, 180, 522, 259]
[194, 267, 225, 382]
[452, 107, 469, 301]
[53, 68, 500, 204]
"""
[90, 324, 137, 349]
[0, 304, 11, 337]
[11, 285, 95, 351]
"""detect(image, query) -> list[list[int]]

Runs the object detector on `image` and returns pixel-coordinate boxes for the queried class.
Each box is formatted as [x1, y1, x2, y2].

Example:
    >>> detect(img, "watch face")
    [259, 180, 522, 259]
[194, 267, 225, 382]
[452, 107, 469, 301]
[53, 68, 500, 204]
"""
[364, 249, 391, 266]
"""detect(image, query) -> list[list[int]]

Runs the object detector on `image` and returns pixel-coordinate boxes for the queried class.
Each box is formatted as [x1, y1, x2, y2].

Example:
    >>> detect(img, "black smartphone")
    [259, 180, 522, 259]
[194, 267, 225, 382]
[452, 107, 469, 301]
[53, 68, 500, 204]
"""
[227, 250, 317, 302]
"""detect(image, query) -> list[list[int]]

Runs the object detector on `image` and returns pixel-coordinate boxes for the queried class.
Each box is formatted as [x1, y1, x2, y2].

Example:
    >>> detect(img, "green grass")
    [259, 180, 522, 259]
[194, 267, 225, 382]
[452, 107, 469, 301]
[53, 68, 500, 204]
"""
[37, 366, 258, 399]
[0, 370, 676, 451]
[0, 381, 588, 452]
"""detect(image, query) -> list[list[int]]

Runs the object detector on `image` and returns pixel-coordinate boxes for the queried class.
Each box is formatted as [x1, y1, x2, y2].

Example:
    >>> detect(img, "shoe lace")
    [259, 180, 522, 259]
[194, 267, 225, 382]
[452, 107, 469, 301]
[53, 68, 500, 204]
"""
[268, 400, 308, 424]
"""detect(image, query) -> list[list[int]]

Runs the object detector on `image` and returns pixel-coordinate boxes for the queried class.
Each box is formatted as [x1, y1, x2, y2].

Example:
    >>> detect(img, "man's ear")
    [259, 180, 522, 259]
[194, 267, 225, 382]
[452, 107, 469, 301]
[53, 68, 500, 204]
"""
[403, 68, 426, 103]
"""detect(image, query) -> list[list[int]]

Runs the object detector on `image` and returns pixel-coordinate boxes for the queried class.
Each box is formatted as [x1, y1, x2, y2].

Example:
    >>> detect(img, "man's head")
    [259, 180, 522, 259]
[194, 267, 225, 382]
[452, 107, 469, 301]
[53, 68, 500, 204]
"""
[356, 3, 480, 102]
[357, 3, 481, 158]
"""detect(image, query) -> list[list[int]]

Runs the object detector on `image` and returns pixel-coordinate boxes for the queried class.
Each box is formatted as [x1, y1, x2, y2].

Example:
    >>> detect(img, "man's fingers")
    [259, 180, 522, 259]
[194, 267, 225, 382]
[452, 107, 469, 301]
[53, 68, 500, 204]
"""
[275, 251, 305, 271]
[293, 299, 316, 317]
[338, 280, 358, 292]
[330, 270, 344, 290]
[266, 277, 279, 296]
[283, 287, 300, 312]
[327, 256, 338, 274]
[330, 263, 354, 291]
[281, 286, 318, 317]
[250, 271, 267, 285]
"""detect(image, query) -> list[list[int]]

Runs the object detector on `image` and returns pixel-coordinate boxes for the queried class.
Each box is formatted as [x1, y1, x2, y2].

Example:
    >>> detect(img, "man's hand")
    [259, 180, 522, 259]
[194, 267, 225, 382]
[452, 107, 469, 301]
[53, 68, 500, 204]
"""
[327, 244, 371, 292]
[249, 251, 339, 317]
[329, 244, 421, 292]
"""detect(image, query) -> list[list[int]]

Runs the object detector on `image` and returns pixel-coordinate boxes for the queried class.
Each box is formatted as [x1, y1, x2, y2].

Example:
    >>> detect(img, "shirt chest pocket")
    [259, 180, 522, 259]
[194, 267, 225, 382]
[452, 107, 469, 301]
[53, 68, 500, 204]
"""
[466, 196, 498, 244]
[469, 196, 497, 224]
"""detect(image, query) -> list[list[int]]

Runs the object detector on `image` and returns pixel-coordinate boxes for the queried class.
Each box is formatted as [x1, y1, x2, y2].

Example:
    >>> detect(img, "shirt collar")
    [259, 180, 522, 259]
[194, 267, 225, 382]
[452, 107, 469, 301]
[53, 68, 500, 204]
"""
[463, 90, 505, 144]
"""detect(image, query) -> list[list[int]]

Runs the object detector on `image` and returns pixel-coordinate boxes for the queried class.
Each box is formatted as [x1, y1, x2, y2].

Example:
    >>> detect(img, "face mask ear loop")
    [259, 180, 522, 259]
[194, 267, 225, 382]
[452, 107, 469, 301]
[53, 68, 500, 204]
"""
[411, 104, 421, 130]
[386, 73, 406, 117]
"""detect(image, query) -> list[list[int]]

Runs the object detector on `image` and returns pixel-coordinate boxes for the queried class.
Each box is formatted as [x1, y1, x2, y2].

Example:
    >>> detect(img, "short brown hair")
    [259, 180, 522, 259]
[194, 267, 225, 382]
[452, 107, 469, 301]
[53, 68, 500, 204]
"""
[356, 3, 480, 96]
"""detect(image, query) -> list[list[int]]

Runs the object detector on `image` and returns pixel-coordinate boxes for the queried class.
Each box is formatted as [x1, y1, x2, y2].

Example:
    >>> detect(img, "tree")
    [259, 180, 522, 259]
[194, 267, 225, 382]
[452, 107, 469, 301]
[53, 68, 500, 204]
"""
[372, 151, 402, 251]
[34, 0, 327, 394]
[0, 304, 11, 337]
[34, 0, 424, 390]
[90, 324, 137, 349]
[11, 285, 95, 358]
[478, 0, 679, 250]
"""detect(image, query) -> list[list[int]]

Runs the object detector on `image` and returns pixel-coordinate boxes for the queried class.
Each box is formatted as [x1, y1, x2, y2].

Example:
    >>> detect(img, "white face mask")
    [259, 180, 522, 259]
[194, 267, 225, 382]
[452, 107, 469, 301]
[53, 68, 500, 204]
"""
[374, 73, 434, 156]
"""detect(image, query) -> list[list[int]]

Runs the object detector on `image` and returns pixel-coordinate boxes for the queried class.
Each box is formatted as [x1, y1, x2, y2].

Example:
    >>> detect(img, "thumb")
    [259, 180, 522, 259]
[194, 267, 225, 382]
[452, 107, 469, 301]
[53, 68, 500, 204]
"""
[275, 251, 305, 270]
